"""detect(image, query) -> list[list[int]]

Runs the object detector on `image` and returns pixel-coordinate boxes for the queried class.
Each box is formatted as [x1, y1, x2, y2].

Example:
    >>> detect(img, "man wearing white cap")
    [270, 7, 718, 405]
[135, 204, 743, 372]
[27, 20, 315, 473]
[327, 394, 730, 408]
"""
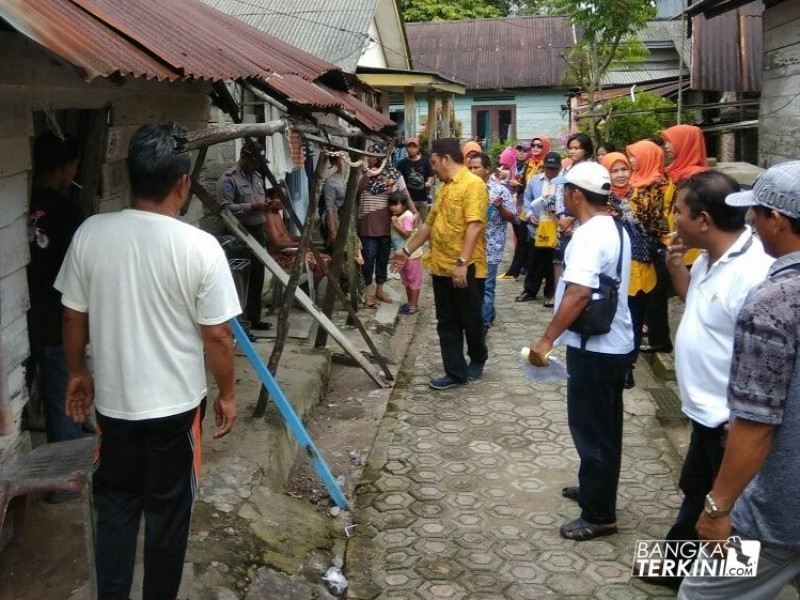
[679, 161, 800, 599]
[528, 162, 633, 541]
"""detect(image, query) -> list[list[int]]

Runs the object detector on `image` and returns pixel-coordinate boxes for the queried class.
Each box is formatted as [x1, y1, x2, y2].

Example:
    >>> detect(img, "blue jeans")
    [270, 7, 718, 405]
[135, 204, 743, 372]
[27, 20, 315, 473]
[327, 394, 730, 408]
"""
[36, 345, 83, 443]
[360, 235, 391, 286]
[566, 346, 628, 524]
[482, 262, 500, 328]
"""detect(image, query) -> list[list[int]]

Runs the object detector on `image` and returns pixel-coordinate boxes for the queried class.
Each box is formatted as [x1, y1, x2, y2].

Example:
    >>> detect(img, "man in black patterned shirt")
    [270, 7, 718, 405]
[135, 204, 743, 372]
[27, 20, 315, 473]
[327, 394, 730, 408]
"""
[679, 161, 800, 599]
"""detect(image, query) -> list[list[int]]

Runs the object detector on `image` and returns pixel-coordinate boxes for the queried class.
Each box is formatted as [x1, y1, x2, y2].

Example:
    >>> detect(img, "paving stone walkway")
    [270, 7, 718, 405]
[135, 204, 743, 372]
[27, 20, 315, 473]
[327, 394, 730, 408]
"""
[347, 266, 687, 599]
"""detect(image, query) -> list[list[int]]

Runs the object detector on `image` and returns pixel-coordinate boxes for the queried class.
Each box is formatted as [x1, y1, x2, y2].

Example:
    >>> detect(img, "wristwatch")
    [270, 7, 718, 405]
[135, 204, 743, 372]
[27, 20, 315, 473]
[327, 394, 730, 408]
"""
[455, 257, 466, 267]
[704, 493, 732, 518]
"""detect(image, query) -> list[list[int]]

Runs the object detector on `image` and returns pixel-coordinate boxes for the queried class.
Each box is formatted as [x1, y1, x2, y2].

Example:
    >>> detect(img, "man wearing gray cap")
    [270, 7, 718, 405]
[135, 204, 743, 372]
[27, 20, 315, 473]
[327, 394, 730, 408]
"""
[679, 161, 800, 599]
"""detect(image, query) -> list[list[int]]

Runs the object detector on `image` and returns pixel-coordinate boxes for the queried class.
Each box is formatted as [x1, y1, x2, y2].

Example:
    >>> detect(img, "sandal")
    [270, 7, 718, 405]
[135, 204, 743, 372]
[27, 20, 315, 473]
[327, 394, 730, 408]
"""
[364, 298, 378, 309]
[543, 301, 555, 309]
[561, 486, 579, 502]
[401, 305, 418, 315]
[375, 292, 393, 303]
[559, 517, 617, 541]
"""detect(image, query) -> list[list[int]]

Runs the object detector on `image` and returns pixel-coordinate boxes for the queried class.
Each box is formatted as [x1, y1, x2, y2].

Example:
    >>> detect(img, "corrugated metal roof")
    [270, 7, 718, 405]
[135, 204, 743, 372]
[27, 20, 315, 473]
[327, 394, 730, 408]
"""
[639, 20, 684, 44]
[405, 17, 575, 91]
[0, 0, 393, 131]
[603, 67, 685, 86]
[691, 2, 763, 92]
[198, 0, 378, 73]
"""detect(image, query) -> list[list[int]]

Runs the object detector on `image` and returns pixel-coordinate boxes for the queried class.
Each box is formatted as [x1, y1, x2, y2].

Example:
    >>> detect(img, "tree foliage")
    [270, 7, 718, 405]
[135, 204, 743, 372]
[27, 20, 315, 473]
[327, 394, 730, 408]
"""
[578, 91, 691, 149]
[553, 0, 657, 142]
[401, 0, 502, 21]
[400, 0, 547, 21]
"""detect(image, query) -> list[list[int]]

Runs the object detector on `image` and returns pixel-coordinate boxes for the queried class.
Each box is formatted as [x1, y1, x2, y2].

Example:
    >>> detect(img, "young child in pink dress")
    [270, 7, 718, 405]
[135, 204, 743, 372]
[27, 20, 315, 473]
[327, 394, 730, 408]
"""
[388, 192, 423, 314]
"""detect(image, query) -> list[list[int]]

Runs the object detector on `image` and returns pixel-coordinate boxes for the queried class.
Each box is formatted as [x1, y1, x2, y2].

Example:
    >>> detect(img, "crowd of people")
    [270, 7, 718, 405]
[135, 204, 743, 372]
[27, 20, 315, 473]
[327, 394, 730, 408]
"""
[27, 118, 799, 598]
[388, 130, 800, 595]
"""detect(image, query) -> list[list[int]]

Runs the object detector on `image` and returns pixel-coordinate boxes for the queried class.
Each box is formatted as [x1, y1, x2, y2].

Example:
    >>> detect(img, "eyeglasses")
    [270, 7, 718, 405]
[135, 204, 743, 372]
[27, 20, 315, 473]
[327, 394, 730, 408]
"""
[531, 143, 543, 148]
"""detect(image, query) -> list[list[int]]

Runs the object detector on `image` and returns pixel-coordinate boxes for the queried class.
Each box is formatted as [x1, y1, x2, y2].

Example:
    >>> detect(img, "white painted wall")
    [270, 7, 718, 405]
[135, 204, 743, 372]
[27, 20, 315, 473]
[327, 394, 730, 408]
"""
[358, 20, 388, 69]
[0, 32, 210, 461]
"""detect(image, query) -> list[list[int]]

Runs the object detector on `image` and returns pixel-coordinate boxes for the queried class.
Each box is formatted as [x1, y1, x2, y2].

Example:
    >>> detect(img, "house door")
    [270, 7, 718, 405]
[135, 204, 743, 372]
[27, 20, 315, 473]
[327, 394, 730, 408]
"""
[472, 105, 516, 144]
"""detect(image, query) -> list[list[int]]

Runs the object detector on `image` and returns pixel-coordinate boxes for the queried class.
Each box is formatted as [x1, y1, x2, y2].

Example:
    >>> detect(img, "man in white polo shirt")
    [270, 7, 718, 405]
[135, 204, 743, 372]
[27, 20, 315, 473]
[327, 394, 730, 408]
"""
[640, 170, 773, 590]
[529, 162, 633, 542]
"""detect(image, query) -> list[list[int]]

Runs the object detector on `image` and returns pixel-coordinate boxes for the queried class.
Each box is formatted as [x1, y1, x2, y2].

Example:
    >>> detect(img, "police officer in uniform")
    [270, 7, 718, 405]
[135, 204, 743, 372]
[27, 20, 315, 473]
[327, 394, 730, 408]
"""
[217, 145, 272, 331]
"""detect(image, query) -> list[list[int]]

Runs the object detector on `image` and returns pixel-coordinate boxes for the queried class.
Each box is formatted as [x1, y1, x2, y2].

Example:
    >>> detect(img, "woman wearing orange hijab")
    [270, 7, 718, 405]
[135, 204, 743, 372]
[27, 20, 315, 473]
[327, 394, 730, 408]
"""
[662, 124, 708, 184]
[462, 140, 483, 162]
[521, 135, 551, 185]
[617, 141, 671, 385]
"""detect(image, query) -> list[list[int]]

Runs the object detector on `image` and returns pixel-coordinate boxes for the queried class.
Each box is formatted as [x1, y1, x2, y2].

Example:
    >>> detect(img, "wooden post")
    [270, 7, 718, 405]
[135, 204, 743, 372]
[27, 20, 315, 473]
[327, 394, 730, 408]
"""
[314, 142, 363, 348]
[403, 87, 416, 140]
[189, 182, 388, 391]
[264, 155, 327, 386]
[427, 90, 437, 149]
[441, 94, 453, 138]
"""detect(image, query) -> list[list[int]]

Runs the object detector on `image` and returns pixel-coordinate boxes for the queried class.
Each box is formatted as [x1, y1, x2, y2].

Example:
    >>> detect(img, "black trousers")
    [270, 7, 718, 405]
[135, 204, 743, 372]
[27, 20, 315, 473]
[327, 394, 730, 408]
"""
[523, 244, 555, 298]
[627, 290, 651, 364]
[94, 401, 204, 600]
[667, 420, 726, 541]
[644, 257, 673, 347]
[566, 346, 628, 525]
[432, 265, 488, 382]
[504, 222, 530, 277]
[244, 224, 267, 324]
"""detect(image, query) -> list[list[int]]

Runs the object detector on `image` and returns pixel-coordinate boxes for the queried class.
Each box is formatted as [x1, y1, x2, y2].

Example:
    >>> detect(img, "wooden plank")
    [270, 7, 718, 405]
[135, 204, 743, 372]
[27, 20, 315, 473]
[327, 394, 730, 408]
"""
[0, 137, 31, 179]
[0, 214, 29, 279]
[0, 268, 30, 327]
[0, 173, 29, 229]
[0, 86, 34, 139]
[1, 313, 30, 371]
[763, 3, 800, 33]
[199, 198, 388, 389]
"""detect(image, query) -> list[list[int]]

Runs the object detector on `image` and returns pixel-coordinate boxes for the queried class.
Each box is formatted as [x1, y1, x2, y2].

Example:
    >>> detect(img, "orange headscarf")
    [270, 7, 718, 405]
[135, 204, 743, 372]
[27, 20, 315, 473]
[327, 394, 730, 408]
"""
[627, 140, 665, 188]
[662, 125, 708, 183]
[462, 141, 483, 162]
[529, 135, 551, 162]
[601, 152, 632, 198]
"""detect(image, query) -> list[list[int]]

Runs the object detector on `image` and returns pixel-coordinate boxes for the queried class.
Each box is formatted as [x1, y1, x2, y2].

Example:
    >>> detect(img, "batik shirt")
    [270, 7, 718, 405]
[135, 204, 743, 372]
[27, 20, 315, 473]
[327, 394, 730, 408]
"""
[484, 177, 515, 265]
[729, 251, 800, 549]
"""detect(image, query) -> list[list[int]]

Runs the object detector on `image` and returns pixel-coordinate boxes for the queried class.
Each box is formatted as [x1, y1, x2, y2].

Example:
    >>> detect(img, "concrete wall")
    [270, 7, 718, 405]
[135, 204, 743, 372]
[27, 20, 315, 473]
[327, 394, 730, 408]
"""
[0, 32, 211, 461]
[758, 1, 800, 167]
[391, 89, 568, 144]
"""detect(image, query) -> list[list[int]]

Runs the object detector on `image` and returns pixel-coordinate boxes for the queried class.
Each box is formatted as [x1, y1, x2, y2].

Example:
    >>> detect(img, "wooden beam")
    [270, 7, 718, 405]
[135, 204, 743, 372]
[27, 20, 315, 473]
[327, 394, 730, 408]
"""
[190, 181, 388, 389]
[403, 87, 416, 139]
[441, 94, 453, 138]
[426, 91, 437, 151]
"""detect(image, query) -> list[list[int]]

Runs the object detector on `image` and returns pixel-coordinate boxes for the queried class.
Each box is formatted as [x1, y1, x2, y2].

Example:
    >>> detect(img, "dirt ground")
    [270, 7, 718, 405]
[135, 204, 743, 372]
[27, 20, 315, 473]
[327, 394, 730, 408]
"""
[0, 308, 418, 600]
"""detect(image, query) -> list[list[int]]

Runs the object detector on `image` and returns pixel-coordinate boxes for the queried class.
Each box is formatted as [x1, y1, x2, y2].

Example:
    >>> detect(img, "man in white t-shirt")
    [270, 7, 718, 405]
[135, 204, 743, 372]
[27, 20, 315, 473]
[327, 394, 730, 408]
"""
[56, 124, 241, 600]
[529, 162, 633, 542]
[639, 170, 773, 591]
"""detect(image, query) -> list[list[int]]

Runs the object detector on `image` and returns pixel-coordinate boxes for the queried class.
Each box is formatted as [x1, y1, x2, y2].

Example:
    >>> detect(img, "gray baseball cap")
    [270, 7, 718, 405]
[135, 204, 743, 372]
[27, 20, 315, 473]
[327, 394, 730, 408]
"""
[726, 160, 800, 219]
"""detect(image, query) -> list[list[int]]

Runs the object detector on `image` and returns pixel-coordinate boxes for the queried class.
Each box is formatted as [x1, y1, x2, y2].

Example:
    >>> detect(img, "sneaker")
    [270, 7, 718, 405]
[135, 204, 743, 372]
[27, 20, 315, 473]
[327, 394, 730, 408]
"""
[429, 374, 467, 390]
[467, 361, 485, 381]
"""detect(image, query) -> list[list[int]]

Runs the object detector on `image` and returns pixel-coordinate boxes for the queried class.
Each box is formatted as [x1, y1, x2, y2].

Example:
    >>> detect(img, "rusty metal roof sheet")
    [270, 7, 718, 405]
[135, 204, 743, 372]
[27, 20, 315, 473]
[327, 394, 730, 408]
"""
[406, 17, 575, 90]
[691, 2, 763, 92]
[0, 0, 393, 131]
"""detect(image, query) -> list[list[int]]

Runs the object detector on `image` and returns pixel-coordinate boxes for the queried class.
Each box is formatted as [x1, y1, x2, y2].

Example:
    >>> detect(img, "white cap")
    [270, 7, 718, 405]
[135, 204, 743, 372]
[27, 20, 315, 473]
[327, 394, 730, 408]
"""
[552, 162, 612, 196]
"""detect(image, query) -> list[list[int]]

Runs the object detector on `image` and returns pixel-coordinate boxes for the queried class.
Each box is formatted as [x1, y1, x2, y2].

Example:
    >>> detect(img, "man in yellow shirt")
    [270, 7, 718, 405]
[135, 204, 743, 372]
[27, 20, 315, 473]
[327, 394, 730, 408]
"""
[391, 138, 488, 389]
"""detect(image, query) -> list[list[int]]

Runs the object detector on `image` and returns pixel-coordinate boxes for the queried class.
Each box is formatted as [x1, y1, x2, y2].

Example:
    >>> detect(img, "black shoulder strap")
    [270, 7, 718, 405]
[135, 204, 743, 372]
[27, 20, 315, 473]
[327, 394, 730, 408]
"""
[615, 219, 624, 283]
